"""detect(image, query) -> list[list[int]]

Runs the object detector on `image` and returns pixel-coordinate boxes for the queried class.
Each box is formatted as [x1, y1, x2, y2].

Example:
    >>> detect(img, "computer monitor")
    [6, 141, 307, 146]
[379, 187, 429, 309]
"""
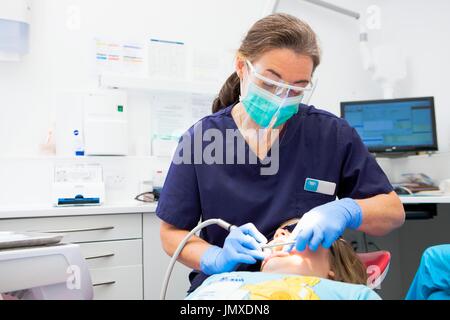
[341, 97, 438, 154]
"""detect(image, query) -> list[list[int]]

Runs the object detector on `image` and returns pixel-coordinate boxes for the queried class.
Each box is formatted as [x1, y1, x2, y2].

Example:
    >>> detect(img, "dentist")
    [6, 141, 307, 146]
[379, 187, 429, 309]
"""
[157, 13, 405, 293]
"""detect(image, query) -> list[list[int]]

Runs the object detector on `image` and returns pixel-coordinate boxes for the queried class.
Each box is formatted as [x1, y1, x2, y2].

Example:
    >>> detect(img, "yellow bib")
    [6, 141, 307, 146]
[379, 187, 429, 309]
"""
[242, 276, 321, 300]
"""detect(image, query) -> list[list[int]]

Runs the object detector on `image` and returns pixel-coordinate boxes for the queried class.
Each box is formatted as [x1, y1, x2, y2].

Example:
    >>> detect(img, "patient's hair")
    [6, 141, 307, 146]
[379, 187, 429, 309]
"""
[329, 238, 367, 285]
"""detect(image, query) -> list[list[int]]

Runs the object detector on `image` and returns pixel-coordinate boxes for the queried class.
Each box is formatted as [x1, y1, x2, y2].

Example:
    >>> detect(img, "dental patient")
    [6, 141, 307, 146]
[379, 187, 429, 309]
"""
[186, 219, 380, 300]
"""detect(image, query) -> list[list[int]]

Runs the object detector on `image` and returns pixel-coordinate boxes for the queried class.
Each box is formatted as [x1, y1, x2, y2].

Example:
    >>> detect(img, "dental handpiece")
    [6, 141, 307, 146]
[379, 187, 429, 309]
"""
[215, 219, 237, 232]
[260, 241, 296, 250]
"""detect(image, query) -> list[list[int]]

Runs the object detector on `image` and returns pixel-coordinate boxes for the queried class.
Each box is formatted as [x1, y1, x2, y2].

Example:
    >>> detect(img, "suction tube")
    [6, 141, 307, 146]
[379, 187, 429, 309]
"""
[160, 219, 236, 300]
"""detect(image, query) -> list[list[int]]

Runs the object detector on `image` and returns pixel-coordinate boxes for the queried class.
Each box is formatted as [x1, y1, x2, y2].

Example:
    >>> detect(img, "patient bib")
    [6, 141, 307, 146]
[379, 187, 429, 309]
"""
[242, 276, 321, 300]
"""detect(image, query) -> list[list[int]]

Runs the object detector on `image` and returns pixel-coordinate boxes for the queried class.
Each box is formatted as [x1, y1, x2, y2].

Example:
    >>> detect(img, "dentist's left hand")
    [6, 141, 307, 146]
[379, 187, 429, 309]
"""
[286, 198, 363, 253]
[200, 223, 267, 275]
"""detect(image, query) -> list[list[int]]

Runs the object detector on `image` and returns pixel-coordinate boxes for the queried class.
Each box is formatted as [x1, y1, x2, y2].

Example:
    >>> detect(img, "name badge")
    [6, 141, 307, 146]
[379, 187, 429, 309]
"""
[304, 178, 336, 196]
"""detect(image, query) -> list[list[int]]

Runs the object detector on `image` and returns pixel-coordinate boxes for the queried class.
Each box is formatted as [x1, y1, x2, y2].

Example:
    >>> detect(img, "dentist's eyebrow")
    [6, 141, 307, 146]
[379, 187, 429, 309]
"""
[266, 69, 310, 84]
[267, 69, 282, 79]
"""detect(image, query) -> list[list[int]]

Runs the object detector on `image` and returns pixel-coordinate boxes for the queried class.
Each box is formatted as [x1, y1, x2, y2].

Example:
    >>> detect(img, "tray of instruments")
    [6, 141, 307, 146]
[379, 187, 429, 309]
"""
[0, 231, 64, 250]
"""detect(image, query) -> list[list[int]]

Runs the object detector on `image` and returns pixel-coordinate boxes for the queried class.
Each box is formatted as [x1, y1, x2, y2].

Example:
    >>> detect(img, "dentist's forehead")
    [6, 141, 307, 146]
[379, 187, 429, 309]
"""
[254, 49, 314, 83]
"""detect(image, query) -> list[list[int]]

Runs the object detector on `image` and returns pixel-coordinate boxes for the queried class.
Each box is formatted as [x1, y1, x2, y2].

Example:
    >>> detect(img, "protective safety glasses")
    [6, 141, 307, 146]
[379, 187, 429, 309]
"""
[281, 222, 298, 233]
[246, 60, 314, 98]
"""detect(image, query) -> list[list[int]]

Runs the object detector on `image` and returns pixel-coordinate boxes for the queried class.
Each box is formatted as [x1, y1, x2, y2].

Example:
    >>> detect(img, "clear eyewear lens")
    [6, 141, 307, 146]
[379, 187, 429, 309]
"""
[246, 60, 312, 98]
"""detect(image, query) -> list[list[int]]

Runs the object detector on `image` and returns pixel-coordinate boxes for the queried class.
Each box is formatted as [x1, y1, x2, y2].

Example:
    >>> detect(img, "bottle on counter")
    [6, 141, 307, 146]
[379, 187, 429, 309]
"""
[73, 129, 85, 156]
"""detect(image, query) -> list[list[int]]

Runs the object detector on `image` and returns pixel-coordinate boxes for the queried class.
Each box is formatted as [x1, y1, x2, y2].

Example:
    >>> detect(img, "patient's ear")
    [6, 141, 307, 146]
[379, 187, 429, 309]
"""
[328, 270, 335, 280]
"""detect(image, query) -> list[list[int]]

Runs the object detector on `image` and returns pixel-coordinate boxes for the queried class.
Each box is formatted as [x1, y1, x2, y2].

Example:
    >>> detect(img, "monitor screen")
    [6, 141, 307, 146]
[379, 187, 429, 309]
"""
[341, 97, 438, 153]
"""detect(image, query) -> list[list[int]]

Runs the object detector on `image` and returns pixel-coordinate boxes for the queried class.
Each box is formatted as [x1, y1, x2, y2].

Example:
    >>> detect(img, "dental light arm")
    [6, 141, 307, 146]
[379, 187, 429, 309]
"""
[359, 27, 375, 72]
[301, 0, 360, 20]
[160, 219, 236, 300]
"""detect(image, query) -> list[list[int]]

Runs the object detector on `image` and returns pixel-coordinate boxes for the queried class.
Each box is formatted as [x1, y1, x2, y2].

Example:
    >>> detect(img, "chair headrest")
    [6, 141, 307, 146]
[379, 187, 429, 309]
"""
[357, 251, 391, 271]
[357, 251, 391, 288]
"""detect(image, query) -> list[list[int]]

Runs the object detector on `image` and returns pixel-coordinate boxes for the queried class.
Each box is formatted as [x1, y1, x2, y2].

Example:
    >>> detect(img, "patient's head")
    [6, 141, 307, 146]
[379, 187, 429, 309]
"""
[261, 219, 367, 285]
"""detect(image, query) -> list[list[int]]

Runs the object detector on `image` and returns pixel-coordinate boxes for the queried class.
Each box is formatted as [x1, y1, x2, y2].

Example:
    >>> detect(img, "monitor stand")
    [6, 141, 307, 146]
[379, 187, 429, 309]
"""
[373, 151, 436, 159]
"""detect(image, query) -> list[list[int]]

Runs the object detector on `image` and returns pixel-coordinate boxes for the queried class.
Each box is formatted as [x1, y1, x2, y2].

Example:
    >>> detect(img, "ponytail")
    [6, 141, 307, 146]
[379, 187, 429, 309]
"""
[212, 72, 240, 113]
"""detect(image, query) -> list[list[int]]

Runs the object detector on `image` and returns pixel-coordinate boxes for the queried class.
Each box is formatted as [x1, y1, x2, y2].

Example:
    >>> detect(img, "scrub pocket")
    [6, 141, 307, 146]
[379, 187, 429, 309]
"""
[294, 191, 336, 214]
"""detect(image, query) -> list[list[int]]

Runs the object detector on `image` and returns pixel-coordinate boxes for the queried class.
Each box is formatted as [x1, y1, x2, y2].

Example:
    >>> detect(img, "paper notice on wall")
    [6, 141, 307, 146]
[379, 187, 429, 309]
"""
[152, 95, 190, 141]
[151, 92, 215, 157]
[94, 38, 145, 76]
[190, 48, 222, 83]
[148, 39, 187, 80]
[151, 92, 189, 157]
[190, 93, 214, 122]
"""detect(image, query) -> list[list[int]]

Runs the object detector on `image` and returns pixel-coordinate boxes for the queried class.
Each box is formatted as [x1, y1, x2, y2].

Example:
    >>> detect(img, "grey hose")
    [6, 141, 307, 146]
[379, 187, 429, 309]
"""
[160, 219, 235, 300]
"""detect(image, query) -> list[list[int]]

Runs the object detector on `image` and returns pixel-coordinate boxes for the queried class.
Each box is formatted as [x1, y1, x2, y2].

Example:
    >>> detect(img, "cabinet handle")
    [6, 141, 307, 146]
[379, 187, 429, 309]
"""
[93, 281, 116, 287]
[41, 226, 115, 233]
[85, 253, 115, 260]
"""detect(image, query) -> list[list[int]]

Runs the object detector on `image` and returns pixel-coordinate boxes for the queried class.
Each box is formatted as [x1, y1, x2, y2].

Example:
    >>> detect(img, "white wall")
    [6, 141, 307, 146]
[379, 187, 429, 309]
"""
[277, 0, 450, 154]
[367, 0, 450, 183]
[277, 0, 450, 184]
[276, 0, 382, 115]
[0, 156, 170, 206]
[0, 0, 273, 205]
[0, 0, 269, 157]
[2, 0, 450, 202]
[369, 0, 450, 152]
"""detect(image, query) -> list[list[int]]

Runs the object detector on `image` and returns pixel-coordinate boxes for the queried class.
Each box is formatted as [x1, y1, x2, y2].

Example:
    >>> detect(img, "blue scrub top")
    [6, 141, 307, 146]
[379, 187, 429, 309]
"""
[156, 104, 393, 290]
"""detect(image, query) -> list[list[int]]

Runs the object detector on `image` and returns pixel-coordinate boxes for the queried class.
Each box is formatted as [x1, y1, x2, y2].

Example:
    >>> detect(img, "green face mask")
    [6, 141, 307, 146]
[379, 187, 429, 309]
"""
[241, 81, 303, 128]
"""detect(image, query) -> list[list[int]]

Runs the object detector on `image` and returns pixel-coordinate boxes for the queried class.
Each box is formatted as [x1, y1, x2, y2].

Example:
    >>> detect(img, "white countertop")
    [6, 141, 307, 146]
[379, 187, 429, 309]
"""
[399, 195, 450, 204]
[1, 196, 449, 220]
[0, 202, 158, 219]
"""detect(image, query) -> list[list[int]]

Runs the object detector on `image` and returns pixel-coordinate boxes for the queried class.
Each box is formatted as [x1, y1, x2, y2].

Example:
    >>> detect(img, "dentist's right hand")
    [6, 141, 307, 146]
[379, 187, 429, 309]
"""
[200, 223, 268, 275]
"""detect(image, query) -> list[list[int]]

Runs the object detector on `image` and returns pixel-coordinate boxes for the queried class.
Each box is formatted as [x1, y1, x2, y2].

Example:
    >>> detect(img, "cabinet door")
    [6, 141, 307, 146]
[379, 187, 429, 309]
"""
[79, 239, 143, 300]
[78, 239, 142, 270]
[90, 265, 143, 300]
[143, 214, 191, 300]
[0, 214, 142, 243]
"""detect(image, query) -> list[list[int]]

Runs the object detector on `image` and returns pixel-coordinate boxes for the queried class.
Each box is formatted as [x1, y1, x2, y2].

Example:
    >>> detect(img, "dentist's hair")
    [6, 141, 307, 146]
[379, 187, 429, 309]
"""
[212, 13, 321, 113]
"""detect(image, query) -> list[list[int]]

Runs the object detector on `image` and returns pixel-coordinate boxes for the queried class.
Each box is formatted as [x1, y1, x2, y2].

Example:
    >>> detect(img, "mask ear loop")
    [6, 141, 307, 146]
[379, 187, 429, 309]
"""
[238, 63, 260, 141]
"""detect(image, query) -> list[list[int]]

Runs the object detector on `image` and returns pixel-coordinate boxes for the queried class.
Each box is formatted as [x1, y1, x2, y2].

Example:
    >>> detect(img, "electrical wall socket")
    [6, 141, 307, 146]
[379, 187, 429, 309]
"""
[105, 172, 126, 189]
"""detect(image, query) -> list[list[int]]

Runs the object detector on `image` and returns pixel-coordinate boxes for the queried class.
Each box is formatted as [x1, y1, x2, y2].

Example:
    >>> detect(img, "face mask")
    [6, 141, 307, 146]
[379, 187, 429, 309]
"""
[241, 81, 303, 129]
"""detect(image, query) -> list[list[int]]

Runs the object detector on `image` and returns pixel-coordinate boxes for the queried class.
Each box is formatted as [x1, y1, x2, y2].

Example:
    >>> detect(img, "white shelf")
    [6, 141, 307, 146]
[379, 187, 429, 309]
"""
[0, 155, 159, 161]
[399, 195, 450, 204]
[99, 74, 220, 95]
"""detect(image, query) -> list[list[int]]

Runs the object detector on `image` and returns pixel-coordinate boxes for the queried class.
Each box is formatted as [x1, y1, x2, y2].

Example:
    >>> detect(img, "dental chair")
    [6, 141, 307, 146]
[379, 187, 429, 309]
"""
[357, 251, 391, 289]
[0, 243, 93, 300]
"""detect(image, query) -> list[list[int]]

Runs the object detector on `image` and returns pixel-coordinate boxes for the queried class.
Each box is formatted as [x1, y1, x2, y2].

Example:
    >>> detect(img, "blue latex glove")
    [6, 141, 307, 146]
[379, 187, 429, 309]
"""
[200, 223, 268, 275]
[287, 198, 363, 252]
